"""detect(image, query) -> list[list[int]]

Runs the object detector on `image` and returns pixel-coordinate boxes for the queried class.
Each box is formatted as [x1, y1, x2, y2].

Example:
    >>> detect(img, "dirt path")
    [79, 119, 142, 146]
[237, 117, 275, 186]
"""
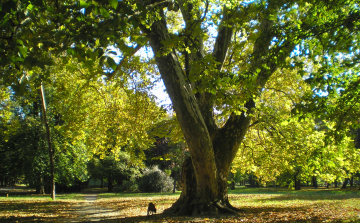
[62, 194, 122, 222]
[0, 185, 35, 194]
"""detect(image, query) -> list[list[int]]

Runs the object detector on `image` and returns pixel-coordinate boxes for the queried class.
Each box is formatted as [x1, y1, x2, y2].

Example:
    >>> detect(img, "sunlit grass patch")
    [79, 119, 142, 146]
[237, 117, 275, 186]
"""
[98, 191, 181, 198]
[0, 187, 359, 222]
[227, 187, 360, 222]
[0, 198, 81, 222]
[95, 195, 179, 217]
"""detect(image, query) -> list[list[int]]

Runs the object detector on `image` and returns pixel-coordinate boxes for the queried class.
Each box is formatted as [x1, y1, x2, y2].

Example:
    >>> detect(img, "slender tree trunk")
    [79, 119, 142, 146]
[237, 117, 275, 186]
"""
[350, 176, 354, 187]
[230, 181, 235, 190]
[40, 83, 55, 200]
[35, 176, 45, 194]
[107, 176, 113, 192]
[312, 176, 318, 189]
[294, 168, 301, 190]
[294, 179, 301, 190]
[341, 178, 349, 189]
[173, 173, 176, 193]
[335, 180, 338, 188]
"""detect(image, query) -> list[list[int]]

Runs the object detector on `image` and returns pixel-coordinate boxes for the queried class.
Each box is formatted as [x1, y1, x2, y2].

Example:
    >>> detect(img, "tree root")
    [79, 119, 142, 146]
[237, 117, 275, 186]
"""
[225, 199, 244, 212]
[214, 201, 240, 216]
[164, 197, 242, 216]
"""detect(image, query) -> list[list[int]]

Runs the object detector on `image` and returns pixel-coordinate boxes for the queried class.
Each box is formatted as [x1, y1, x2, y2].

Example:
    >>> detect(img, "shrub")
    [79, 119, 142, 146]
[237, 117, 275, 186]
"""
[138, 166, 173, 193]
[116, 178, 139, 192]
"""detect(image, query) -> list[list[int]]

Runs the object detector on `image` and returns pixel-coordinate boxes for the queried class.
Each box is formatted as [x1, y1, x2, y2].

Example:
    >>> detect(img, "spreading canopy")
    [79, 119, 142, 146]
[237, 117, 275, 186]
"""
[1, 0, 359, 215]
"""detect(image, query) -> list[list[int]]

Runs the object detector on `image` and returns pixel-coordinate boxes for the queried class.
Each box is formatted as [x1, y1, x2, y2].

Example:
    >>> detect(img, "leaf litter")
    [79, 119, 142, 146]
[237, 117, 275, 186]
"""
[0, 188, 359, 222]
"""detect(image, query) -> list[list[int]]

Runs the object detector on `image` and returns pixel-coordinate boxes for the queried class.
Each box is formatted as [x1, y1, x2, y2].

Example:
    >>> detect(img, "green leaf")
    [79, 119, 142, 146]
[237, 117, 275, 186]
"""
[67, 48, 76, 56]
[109, 0, 118, 9]
[100, 7, 110, 18]
[280, 120, 288, 126]
[79, 0, 88, 8]
[107, 57, 117, 70]
[328, 161, 336, 168]
[18, 46, 28, 58]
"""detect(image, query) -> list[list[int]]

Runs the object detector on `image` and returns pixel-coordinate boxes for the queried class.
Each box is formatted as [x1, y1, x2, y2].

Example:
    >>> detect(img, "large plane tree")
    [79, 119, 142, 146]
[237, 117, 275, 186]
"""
[1, 0, 359, 215]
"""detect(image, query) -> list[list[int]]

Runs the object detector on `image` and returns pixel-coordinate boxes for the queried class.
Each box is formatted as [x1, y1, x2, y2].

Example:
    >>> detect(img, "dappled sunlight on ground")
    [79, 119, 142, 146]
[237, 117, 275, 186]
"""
[0, 186, 359, 222]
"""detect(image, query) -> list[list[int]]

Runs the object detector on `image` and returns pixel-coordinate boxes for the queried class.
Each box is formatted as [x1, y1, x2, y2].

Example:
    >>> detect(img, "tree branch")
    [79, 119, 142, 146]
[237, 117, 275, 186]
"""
[106, 44, 143, 80]
[177, 0, 219, 138]
[265, 87, 297, 105]
[212, 7, 235, 71]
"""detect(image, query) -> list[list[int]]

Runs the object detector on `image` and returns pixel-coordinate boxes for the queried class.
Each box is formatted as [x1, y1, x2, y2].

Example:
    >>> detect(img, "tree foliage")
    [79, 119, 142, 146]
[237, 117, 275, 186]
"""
[0, 0, 359, 215]
[234, 67, 360, 187]
[88, 151, 142, 192]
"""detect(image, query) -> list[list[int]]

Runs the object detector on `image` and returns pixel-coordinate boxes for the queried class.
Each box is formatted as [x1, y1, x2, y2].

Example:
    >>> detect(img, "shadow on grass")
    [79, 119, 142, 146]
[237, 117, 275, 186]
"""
[0, 200, 81, 223]
[0, 216, 59, 223]
[98, 191, 181, 198]
[52, 204, 324, 223]
[229, 187, 360, 202]
[0, 199, 78, 211]
[229, 186, 360, 194]
[0, 198, 358, 222]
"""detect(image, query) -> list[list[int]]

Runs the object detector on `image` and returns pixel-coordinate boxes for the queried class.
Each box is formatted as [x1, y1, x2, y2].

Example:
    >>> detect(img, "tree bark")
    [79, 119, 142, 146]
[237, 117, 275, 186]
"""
[312, 176, 318, 189]
[294, 176, 301, 190]
[341, 178, 349, 189]
[138, 1, 286, 216]
[107, 176, 113, 192]
[173, 172, 176, 193]
[40, 83, 55, 200]
[294, 168, 301, 190]
[35, 176, 45, 194]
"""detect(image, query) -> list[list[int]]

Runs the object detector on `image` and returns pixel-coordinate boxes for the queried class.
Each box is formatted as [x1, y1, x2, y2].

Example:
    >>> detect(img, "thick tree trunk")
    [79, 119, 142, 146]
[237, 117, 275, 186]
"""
[164, 157, 240, 215]
[140, 1, 279, 216]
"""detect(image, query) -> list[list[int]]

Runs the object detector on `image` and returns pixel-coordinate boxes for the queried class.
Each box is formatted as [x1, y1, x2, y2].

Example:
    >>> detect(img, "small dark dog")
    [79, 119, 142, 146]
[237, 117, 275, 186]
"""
[147, 202, 156, 216]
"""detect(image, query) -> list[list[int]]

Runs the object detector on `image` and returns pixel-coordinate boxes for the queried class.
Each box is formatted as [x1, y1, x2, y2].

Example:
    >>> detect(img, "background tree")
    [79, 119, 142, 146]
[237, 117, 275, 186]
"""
[146, 116, 187, 193]
[0, 83, 51, 192]
[0, 54, 164, 195]
[233, 67, 360, 189]
[88, 151, 142, 192]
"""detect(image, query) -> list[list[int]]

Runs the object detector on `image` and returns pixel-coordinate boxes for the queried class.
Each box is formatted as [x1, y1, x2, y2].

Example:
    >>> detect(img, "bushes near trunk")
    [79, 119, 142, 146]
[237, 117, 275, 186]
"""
[138, 166, 173, 193]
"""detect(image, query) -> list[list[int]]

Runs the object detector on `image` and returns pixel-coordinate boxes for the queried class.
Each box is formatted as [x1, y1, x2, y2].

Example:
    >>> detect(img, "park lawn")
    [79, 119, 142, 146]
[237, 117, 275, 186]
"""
[94, 187, 360, 222]
[0, 187, 359, 222]
[0, 197, 82, 222]
[0, 193, 88, 222]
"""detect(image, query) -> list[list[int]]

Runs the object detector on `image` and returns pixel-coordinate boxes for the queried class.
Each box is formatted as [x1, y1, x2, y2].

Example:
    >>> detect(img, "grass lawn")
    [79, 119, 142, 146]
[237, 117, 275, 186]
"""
[0, 186, 359, 222]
